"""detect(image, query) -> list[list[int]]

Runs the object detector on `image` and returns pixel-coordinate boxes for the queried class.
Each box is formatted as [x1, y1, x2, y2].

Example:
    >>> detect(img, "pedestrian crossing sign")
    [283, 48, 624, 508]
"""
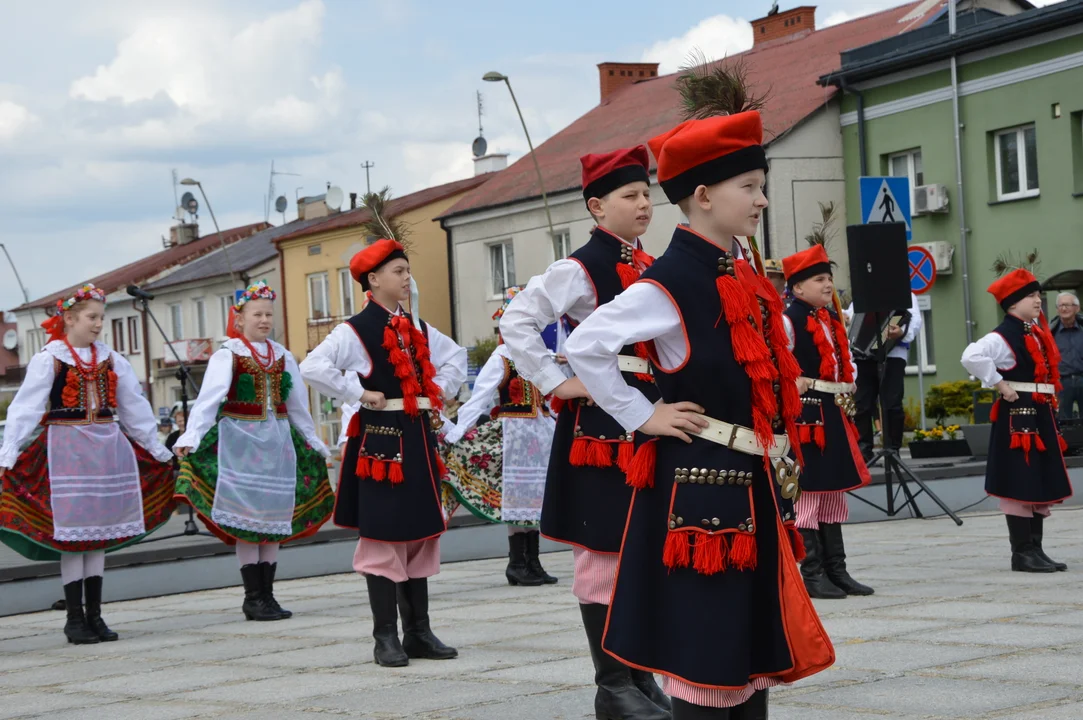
[860, 176, 911, 241]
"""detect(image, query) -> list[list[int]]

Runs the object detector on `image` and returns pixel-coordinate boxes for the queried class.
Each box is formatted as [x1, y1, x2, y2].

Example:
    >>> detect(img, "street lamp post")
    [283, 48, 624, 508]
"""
[482, 72, 555, 240]
[179, 178, 239, 289]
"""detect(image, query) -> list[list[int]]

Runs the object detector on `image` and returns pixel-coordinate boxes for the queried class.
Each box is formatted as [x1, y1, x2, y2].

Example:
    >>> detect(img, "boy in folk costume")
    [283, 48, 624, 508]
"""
[300, 238, 467, 667]
[441, 287, 558, 587]
[564, 62, 834, 718]
[781, 245, 874, 599]
[0, 286, 175, 644]
[174, 281, 334, 621]
[961, 264, 1072, 573]
[500, 146, 671, 719]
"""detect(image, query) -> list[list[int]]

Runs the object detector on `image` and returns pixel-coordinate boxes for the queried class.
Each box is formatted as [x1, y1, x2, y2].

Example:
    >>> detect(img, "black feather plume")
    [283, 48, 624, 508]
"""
[675, 49, 768, 121]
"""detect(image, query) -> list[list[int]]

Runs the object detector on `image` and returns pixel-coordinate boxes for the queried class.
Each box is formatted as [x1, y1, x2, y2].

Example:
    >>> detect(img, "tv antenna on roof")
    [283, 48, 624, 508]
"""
[472, 90, 488, 158]
[265, 160, 300, 222]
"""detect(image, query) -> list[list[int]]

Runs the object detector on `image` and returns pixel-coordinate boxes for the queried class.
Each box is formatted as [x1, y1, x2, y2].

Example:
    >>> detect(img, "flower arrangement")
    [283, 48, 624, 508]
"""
[913, 424, 961, 442]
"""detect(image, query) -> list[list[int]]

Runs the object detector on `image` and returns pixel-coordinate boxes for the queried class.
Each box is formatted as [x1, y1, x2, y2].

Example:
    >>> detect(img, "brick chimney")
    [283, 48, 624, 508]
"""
[751, 5, 816, 47]
[597, 62, 660, 102]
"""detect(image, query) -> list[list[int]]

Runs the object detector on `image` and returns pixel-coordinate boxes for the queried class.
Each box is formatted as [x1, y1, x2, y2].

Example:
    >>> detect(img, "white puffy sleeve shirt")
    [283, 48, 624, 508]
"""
[961, 332, 1016, 388]
[0, 341, 171, 467]
[444, 345, 509, 445]
[300, 313, 468, 403]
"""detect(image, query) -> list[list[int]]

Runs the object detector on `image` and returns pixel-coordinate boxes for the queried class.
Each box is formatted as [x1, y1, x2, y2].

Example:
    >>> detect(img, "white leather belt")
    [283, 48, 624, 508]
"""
[805, 378, 856, 395]
[693, 413, 791, 458]
[364, 398, 433, 412]
[618, 355, 650, 374]
[1005, 381, 1056, 395]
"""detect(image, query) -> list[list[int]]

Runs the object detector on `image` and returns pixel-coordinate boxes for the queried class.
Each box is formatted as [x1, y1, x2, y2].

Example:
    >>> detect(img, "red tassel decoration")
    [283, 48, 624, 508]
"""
[617, 440, 635, 473]
[625, 440, 656, 489]
[806, 312, 837, 380]
[615, 261, 639, 290]
[728, 533, 757, 571]
[570, 437, 590, 466]
[814, 425, 826, 451]
[788, 525, 806, 562]
[371, 460, 387, 481]
[1060, 434, 1068, 453]
[662, 531, 691, 569]
[587, 440, 613, 468]
[549, 397, 566, 415]
[693, 533, 727, 575]
[388, 461, 404, 484]
[798, 425, 811, 444]
[990, 398, 1000, 423]
[106, 369, 118, 408]
[355, 454, 371, 478]
[346, 413, 361, 438]
[1035, 435, 1046, 452]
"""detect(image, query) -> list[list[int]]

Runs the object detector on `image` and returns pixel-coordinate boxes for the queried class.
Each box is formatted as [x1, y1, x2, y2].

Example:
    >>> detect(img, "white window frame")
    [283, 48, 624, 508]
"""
[168, 303, 184, 342]
[552, 229, 572, 261]
[111, 318, 126, 353]
[888, 149, 923, 210]
[194, 298, 207, 338]
[488, 241, 515, 299]
[307, 271, 331, 321]
[338, 268, 355, 317]
[904, 308, 936, 375]
[25, 328, 45, 357]
[994, 125, 1039, 201]
[128, 316, 141, 354]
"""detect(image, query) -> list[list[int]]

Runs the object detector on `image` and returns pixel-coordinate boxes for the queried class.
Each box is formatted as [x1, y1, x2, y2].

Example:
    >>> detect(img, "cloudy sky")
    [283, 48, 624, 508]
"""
[0, 0, 1061, 310]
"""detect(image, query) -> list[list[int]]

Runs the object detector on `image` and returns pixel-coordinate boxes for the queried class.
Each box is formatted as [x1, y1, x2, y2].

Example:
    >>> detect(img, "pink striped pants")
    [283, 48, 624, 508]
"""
[795, 491, 849, 530]
[1000, 500, 1052, 517]
[664, 676, 781, 708]
[572, 547, 617, 605]
[352, 538, 441, 583]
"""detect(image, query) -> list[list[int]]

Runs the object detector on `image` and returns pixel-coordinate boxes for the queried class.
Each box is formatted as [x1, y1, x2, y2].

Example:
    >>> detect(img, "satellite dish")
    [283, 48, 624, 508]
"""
[326, 186, 344, 211]
[2, 329, 17, 351]
[274, 195, 288, 213]
[181, 191, 199, 215]
[472, 136, 488, 158]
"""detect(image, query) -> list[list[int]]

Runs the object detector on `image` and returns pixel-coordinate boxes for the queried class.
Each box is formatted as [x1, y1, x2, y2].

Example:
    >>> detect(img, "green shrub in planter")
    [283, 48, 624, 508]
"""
[925, 380, 981, 426]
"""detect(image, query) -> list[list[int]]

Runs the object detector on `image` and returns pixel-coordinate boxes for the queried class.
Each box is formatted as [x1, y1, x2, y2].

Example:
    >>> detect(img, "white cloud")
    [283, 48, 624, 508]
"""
[642, 15, 754, 74]
[401, 142, 476, 192]
[0, 100, 37, 142]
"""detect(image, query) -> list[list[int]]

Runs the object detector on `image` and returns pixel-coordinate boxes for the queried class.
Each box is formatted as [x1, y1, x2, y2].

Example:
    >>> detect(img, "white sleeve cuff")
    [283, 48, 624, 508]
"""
[621, 395, 659, 435]
[534, 362, 572, 396]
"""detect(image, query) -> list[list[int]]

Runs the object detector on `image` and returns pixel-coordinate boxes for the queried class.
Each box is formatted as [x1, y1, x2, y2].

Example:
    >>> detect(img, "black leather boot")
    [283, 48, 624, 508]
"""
[525, 530, 559, 584]
[819, 523, 874, 596]
[259, 562, 292, 618]
[631, 669, 671, 712]
[798, 529, 846, 599]
[366, 574, 409, 667]
[506, 532, 544, 586]
[580, 603, 671, 720]
[62, 580, 100, 645]
[1031, 515, 1067, 571]
[83, 576, 118, 642]
[397, 578, 458, 660]
[1006, 515, 1057, 573]
[731, 690, 768, 720]
[672, 697, 728, 718]
[240, 564, 282, 620]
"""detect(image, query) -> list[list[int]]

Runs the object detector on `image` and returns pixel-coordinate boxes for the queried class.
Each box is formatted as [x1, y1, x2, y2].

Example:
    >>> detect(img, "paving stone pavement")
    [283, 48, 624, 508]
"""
[2, 508, 1083, 719]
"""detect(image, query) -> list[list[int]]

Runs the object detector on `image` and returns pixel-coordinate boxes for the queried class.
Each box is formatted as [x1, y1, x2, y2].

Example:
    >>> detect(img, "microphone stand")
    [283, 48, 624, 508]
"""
[131, 293, 213, 542]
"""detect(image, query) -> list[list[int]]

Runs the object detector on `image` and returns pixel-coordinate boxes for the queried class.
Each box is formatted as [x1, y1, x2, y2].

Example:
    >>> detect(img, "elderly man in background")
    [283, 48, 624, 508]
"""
[1051, 292, 1083, 419]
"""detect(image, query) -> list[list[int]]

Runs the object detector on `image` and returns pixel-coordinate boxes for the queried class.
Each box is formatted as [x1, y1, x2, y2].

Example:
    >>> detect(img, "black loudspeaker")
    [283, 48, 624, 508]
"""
[846, 223, 911, 314]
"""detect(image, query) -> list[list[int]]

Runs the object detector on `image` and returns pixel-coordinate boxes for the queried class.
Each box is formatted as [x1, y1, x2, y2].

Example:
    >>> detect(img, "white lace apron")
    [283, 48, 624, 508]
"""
[47, 422, 145, 542]
[500, 414, 555, 524]
[213, 410, 297, 536]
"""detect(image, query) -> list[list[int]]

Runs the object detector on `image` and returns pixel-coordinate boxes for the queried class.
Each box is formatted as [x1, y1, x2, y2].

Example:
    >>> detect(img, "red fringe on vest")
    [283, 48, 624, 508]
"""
[661, 530, 757, 575]
[617, 439, 635, 472]
[624, 439, 656, 489]
[388, 461, 404, 484]
[788, 524, 806, 562]
[381, 316, 445, 419]
[1010, 431, 1046, 464]
[615, 259, 657, 384]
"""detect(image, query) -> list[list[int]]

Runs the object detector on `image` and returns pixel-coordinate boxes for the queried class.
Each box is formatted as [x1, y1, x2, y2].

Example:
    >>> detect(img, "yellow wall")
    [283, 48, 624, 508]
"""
[277, 190, 466, 361]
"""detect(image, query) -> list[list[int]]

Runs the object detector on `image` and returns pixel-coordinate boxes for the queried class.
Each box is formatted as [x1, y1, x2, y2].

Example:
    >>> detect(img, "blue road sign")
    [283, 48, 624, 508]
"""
[908, 246, 937, 295]
[860, 176, 912, 241]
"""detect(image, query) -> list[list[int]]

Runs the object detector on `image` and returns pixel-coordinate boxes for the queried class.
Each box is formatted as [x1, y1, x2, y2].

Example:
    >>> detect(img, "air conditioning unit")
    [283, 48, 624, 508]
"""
[914, 184, 949, 215]
[914, 241, 954, 275]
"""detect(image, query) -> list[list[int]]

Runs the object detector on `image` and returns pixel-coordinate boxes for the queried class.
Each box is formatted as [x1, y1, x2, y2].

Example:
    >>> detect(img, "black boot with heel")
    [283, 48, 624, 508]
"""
[83, 576, 118, 642]
[62, 580, 100, 645]
[367, 574, 409, 667]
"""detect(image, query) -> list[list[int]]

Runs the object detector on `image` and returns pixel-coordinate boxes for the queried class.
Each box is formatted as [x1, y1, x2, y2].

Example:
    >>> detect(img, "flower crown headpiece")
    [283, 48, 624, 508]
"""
[57, 284, 107, 312]
[233, 280, 276, 312]
[492, 286, 523, 321]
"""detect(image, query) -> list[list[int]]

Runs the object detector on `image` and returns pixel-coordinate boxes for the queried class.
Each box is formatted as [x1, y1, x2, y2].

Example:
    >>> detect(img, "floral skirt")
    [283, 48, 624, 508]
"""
[176, 423, 334, 544]
[0, 427, 175, 561]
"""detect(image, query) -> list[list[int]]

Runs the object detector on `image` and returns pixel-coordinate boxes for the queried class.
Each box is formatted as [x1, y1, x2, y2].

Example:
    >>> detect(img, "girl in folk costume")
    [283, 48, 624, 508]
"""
[173, 281, 334, 621]
[300, 238, 467, 668]
[442, 287, 558, 587]
[565, 60, 834, 719]
[500, 146, 670, 719]
[961, 263, 1072, 573]
[781, 244, 873, 599]
[0, 285, 175, 644]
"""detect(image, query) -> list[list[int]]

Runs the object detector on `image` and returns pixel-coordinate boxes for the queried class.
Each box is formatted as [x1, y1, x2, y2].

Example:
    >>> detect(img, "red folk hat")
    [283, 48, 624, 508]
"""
[580, 145, 651, 202]
[782, 245, 833, 288]
[648, 111, 768, 204]
[987, 268, 1041, 311]
[350, 238, 408, 291]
